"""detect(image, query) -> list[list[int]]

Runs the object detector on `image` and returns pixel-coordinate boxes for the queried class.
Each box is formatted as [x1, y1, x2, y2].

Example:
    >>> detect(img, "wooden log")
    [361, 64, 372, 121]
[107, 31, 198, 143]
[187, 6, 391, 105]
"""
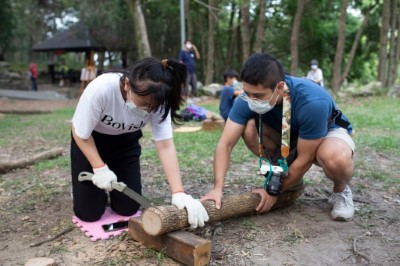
[128, 217, 211, 266]
[0, 147, 64, 174]
[142, 186, 304, 236]
[201, 118, 225, 131]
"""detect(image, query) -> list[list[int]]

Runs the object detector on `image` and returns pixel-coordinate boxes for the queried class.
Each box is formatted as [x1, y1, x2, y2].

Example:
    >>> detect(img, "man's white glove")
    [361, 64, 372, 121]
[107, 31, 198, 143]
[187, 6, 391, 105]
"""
[92, 164, 117, 191]
[172, 192, 209, 228]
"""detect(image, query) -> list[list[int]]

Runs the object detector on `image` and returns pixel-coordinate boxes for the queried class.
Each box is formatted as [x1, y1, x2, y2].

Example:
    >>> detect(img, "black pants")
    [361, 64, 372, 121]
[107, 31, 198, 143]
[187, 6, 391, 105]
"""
[71, 130, 143, 222]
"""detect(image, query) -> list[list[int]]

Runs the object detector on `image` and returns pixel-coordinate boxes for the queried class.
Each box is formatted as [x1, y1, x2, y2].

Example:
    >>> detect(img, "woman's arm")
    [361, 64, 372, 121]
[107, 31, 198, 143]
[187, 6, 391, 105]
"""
[155, 138, 184, 193]
[72, 125, 104, 168]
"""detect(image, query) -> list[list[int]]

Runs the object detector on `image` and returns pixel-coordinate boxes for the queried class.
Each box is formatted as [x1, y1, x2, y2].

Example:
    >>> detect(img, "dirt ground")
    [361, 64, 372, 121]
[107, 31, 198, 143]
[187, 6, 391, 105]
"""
[0, 96, 399, 266]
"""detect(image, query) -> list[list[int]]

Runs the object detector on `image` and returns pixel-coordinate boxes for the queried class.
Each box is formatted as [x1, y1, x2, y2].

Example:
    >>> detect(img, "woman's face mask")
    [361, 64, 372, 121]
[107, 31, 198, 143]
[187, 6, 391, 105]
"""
[311, 65, 318, 70]
[126, 90, 149, 117]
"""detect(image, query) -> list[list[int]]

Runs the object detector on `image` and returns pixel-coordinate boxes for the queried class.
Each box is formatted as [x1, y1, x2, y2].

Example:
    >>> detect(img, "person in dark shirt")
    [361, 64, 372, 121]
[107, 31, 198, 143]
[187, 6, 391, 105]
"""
[202, 53, 355, 222]
[219, 69, 241, 121]
[178, 40, 200, 99]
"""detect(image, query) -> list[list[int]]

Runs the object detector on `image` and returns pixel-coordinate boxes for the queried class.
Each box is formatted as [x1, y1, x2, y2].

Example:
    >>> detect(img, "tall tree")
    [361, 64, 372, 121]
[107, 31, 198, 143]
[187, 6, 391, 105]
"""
[126, 0, 151, 58]
[387, 0, 399, 86]
[205, 0, 218, 85]
[377, 0, 390, 83]
[253, 0, 267, 53]
[331, 0, 348, 95]
[185, 0, 193, 42]
[240, 0, 251, 62]
[290, 0, 309, 76]
[341, 4, 376, 84]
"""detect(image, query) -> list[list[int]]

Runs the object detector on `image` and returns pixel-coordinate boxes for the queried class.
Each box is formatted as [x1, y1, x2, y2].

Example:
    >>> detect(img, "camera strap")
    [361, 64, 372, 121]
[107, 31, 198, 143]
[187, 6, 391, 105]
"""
[280, 83, 291, 172]
[258, 82, 291, 187]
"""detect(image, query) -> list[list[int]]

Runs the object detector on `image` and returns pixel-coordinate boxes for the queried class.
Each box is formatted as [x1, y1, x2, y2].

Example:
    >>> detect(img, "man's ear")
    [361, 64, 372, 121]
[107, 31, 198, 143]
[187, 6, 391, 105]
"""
[276, 81, 285, 92]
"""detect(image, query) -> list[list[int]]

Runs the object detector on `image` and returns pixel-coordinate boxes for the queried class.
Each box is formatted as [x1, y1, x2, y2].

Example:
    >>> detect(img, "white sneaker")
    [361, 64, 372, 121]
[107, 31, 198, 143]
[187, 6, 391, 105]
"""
[328, 185, 354, 221]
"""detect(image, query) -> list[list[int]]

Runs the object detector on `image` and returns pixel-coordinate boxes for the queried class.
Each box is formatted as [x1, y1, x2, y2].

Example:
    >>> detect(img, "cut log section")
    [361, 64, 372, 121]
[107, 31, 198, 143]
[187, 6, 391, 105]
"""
[142, 186, 304, 236]
[128, 217, 211, 266]
[0, 147, 64, 174]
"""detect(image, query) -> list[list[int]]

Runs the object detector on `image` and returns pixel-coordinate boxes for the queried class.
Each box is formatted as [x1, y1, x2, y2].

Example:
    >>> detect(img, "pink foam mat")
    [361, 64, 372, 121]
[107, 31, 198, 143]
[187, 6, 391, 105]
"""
[72, 207, 141, 241]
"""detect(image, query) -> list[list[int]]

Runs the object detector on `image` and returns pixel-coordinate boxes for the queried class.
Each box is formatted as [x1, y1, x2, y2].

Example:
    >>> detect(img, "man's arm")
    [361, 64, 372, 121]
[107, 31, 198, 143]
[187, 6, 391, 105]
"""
[201, 119, 244, 208]
[192, 44, 200, 60]
[283, 137, 323, 190]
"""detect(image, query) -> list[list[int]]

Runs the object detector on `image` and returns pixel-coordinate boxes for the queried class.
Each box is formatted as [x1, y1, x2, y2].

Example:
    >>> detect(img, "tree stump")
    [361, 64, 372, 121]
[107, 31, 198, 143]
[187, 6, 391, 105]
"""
[142, 186, 304, 236]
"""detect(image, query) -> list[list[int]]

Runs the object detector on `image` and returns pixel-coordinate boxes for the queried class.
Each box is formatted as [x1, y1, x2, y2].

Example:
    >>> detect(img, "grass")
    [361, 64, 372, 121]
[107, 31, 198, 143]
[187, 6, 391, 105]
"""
[0, 95, 399, 190]
[0, 107, 74, 147]
[339, 97, 400, 154]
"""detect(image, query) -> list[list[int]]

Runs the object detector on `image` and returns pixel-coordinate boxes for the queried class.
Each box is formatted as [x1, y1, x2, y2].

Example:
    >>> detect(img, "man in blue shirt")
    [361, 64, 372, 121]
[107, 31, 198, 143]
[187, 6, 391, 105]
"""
[178, 40, 200, 98]
[202, 53, 355, 221]
[219, 69, 241, 121]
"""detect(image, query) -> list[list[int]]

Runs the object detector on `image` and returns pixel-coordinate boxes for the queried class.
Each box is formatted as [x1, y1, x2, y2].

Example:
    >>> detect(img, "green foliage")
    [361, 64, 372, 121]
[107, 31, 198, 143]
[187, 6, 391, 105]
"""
[0, 0, 14, 59]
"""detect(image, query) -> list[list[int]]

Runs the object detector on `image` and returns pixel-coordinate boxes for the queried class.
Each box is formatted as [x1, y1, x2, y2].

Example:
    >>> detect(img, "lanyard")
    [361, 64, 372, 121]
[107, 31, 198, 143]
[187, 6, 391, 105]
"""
[259, 83, 291, 182]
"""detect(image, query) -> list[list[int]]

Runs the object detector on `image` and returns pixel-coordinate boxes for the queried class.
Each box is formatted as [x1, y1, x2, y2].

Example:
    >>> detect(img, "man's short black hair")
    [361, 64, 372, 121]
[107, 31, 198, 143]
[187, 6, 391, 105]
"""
[240, 53, 285, 90]
[223, 69, 239, 82]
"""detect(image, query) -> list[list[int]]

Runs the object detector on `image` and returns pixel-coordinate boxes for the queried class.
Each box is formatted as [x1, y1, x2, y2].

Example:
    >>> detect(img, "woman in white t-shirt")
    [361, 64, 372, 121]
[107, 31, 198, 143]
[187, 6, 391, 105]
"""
[71, 57, 208, 228]
[306, 59, 324, 87]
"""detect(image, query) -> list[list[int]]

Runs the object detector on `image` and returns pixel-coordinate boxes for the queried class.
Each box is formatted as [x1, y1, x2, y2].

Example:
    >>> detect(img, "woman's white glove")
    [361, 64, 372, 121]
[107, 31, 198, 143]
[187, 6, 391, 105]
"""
[92, 164, 117, 191]
[172, 192, 209, 228]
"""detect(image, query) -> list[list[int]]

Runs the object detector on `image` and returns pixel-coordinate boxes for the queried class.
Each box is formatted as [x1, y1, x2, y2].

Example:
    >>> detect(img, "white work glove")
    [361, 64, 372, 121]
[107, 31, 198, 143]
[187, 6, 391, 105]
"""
[92, 164, 117, 191]
[172, 192, 209, 229]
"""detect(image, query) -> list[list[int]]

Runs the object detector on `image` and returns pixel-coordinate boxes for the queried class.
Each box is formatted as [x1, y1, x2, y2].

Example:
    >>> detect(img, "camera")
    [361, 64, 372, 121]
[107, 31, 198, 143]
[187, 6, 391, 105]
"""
[260, 165, 284, 196]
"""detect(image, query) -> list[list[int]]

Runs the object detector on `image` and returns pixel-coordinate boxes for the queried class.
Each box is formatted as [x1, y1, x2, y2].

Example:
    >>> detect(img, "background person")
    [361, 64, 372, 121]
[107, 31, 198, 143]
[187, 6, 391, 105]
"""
[306, 59, 324, 87]
[202, 53, 355, 222]
[219, 69, 241, 121]
[28, 63, 38, 91]
[71, 57, 209, 228]
[178, 40, 200, 100]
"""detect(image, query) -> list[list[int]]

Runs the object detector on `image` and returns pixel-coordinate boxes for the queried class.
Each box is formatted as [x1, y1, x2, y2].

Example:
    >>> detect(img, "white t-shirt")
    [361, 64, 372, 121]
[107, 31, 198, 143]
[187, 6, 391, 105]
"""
[306, 68, 324, 87]
[72, 73, 173, 141]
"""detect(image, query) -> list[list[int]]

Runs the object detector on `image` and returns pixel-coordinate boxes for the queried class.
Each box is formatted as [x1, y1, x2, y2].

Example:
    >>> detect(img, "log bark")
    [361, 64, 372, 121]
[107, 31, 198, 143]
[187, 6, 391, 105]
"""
[142, 186, 304, 236]
[0, 147, 64, 173]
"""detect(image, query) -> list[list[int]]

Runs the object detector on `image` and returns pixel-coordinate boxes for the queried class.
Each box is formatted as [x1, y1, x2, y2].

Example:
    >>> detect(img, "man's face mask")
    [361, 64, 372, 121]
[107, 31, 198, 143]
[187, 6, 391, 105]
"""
[241, 85, 280, 114]
[231, 79, 238, 87]
[311, 65, 318, 70]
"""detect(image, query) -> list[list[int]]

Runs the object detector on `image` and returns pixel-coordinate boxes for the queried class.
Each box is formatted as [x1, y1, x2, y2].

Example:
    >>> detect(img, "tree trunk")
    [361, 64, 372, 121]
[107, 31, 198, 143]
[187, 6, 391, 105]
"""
[253, 0, 267, 53]
[240, 0, 251, 63]
[290, 0, 309, 76]
[378, 0, 391, 83]
[341, 6, 374, 84]
[126, 0, 151, 58]
[225, 3, 237, 67]
[185, 0, 193, 41]
[205, 0, 217, 85]
[142, 187, 304, 236]
[331, 0, 348, 95]
[392, 1, 400, 87]
[387, 0, 399, 87]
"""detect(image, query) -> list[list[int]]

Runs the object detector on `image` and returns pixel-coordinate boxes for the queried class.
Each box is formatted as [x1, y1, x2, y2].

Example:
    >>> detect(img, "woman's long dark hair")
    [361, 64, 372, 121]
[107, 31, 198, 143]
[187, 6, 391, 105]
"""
[109, 57, 186, 125]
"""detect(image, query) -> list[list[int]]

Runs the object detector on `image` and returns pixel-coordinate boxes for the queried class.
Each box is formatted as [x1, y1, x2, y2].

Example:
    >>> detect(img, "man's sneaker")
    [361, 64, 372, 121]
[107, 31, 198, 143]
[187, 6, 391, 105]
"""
[328, 185, 354, 221]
